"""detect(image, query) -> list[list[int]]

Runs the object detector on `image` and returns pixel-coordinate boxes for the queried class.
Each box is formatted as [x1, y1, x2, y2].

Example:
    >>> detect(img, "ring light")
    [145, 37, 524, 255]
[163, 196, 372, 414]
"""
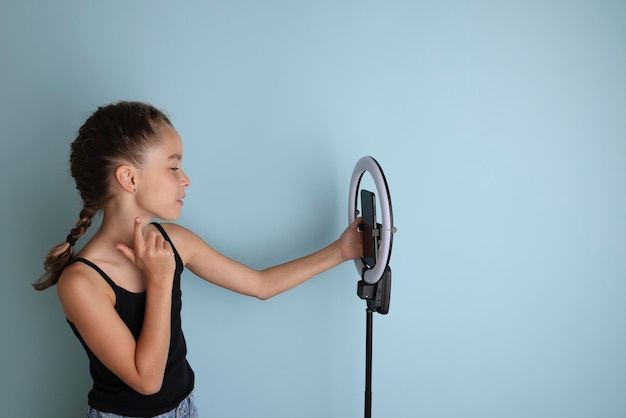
[348, 156, 396, 284]
[347, 156, 396, 418]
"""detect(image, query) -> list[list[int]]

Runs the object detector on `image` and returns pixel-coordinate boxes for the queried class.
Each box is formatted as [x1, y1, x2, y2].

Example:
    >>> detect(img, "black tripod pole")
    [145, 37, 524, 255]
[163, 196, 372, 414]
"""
[365, 308, 373, 418]
[358, 267, 391, 418]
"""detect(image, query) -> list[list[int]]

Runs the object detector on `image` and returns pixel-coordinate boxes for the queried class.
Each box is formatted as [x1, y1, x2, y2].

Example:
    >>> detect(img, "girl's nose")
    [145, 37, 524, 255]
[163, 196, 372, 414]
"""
[182, 170, 191, 187]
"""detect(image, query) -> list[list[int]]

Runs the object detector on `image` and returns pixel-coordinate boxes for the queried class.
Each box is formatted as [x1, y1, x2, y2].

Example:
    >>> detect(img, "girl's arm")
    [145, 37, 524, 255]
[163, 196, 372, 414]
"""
[57, 218, 176, 395]
[164, 219, 363, 300]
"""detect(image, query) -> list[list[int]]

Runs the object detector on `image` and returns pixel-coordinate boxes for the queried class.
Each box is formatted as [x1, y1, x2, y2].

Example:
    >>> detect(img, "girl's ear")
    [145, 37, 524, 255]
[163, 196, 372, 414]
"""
[114, 164, 137, 193]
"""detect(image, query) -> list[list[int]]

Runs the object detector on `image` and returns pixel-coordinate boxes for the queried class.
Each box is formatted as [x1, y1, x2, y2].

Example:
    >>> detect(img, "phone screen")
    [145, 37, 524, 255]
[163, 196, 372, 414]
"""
[360, 189, 377, 268]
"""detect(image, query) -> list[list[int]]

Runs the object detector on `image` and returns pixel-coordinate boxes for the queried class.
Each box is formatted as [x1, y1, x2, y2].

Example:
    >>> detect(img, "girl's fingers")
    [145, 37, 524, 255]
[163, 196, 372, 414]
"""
[117, 219, 174, 279]
[133, 217, 145, 250]
[116, 217, 144, 264]
[115, 243, 136, 264]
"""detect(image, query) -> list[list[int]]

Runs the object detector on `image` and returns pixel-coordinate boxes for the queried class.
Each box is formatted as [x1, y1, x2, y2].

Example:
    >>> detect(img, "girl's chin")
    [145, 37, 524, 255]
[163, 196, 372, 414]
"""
[156, 211, 181, 222]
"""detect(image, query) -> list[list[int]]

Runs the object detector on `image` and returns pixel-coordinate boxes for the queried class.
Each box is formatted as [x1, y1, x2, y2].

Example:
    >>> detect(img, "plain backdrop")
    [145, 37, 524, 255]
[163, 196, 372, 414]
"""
[1, 1, 625, 417]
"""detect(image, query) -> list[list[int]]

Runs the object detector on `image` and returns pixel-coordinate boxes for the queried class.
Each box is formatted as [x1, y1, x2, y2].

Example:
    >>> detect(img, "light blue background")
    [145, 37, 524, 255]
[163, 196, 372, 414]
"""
[1, 1, 625, 417]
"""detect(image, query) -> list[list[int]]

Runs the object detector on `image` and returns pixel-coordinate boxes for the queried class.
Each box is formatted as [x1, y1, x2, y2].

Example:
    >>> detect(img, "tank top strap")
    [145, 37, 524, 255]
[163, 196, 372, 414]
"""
[151, 222, 181, 256]
[71, 257, 118, 290]
[150, 222, 184, 275]
[151, 222, 172, 242]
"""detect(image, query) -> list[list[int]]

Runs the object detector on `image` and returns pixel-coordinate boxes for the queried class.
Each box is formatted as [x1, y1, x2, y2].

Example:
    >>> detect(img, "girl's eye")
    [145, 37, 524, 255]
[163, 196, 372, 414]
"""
[171, 167, 180, 172]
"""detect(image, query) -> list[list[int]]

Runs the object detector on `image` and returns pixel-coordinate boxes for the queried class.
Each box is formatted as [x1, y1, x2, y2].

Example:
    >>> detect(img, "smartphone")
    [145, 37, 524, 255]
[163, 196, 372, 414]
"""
[360, 189, 378, 268]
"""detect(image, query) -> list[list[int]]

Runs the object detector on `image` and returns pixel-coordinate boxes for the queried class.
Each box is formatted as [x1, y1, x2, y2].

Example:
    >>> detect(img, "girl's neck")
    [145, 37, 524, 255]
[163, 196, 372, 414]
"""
[95, 206, 154, 249]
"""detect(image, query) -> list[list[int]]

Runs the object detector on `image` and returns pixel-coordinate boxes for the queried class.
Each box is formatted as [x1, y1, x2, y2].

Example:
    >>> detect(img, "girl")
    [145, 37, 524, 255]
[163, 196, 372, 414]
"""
[34, 101, 363, 418]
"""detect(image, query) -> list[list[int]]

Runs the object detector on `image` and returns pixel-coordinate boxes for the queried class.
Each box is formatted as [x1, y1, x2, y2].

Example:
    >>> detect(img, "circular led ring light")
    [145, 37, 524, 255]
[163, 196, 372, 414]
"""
[348, 156, 395, 284]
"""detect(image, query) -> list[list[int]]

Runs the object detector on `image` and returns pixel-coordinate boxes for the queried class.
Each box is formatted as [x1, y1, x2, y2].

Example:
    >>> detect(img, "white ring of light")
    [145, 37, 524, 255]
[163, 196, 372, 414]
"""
[348, 156, 394, 284]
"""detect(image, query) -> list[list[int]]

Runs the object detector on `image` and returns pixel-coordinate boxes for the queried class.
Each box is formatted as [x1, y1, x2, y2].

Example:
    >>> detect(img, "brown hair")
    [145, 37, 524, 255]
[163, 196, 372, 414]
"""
[33, 101, 173, 291]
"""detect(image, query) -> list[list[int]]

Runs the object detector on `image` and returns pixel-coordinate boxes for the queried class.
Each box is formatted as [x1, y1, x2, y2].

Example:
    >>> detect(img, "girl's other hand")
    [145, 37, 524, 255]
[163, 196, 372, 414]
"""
[116, 217, 175, 286]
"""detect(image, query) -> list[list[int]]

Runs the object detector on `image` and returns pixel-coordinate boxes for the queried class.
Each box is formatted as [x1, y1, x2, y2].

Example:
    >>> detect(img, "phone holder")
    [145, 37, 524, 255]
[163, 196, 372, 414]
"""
[347, 156, 396, 418]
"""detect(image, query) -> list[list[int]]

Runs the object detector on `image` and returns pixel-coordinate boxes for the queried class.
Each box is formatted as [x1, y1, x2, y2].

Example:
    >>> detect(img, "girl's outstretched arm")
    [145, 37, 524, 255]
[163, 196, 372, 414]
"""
[164, 219, 363, 300]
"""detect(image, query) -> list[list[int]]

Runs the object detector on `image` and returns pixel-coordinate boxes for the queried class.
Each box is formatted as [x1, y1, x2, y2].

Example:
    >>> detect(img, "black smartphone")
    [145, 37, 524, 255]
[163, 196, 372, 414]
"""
[360, 189, 377, 268]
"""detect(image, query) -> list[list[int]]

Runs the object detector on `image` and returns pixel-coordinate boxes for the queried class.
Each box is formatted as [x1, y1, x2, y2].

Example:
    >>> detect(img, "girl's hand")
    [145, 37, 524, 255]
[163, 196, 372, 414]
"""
[116, 217, 175, 286]
[338, 217, 364, 261]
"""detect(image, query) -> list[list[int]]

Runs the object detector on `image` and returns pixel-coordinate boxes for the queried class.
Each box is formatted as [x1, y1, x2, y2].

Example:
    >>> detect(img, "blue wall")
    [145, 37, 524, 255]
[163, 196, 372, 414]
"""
[1, 1, 625, 417]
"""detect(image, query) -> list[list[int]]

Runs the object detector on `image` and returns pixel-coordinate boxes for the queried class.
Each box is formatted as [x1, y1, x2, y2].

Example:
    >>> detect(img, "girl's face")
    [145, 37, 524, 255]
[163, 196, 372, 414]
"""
[134, 124, 191, 221]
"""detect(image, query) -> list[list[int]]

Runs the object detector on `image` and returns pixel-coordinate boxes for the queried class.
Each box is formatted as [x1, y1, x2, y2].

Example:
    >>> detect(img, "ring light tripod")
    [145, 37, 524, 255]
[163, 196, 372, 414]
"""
[348, 156, 396, 418]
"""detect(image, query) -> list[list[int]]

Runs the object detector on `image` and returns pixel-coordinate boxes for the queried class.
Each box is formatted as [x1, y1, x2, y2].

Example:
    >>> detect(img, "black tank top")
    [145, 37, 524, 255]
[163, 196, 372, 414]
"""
[68, 223, 194, 416]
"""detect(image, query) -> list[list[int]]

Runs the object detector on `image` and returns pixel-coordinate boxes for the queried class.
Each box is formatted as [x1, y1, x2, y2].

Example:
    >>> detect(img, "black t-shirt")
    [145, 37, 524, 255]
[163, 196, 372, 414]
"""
[68, 223, 194, 417]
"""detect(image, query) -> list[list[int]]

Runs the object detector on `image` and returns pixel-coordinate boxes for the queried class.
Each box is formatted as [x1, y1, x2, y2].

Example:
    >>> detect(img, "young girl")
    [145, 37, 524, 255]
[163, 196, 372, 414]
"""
[33, 101, 363, 418]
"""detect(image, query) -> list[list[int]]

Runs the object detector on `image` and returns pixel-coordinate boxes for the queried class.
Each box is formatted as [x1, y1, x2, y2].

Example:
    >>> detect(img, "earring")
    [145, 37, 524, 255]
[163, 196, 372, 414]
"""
[133, 188, 137, 193]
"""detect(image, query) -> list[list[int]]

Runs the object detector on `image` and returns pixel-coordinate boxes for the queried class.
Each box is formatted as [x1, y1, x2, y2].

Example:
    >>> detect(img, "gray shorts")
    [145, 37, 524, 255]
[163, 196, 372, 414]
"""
[86, 390, 198, 418]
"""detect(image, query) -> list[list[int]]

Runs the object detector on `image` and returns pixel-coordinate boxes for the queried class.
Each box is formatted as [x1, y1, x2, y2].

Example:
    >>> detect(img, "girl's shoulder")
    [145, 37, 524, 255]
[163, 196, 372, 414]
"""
[155, 222, 191, 242]
[57, 259, 118, 322]
[155, 222, 202, 264]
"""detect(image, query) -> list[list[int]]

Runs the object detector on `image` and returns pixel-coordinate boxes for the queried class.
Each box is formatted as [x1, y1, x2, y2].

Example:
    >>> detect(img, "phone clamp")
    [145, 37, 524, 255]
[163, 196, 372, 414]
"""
[357, 265, 391, 314]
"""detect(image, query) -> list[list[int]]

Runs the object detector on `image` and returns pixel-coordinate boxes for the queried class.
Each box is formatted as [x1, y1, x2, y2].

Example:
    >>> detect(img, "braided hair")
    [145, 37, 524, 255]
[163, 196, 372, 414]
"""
[33, 101, 172, 290]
